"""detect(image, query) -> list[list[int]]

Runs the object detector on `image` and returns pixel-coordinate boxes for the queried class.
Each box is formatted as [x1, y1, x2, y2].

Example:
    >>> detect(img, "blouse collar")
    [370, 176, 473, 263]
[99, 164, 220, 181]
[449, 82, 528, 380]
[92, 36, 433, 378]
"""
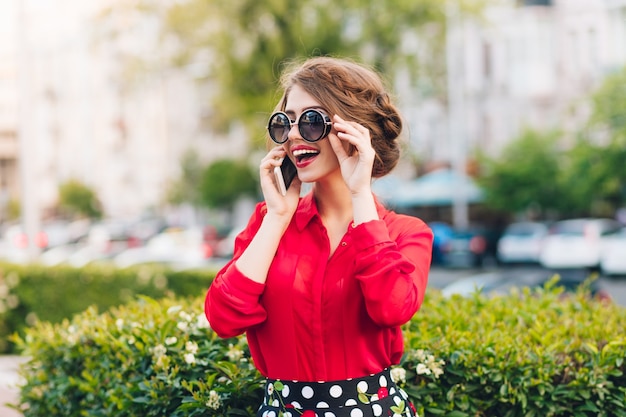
[294, 191, 389, 232]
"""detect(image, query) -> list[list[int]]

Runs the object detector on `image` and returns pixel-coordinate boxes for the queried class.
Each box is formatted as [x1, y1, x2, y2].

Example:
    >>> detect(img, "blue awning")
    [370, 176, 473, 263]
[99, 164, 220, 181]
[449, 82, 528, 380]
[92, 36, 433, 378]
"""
[373, 168, 484, 207]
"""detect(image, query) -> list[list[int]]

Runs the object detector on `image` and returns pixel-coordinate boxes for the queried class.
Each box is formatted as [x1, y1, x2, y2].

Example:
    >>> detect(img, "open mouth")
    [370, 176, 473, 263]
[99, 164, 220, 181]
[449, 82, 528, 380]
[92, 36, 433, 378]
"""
[293, 148, 320, 164]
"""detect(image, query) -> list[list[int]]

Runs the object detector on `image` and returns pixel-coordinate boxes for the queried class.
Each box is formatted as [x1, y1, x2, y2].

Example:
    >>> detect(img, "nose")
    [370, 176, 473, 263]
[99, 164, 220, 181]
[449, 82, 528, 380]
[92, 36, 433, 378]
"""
[286, 121, 301, 141]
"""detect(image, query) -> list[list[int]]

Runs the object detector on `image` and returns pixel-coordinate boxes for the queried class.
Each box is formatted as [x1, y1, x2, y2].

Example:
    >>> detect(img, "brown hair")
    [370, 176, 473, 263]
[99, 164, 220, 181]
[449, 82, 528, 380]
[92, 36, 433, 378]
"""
[271, 56, 403, 178]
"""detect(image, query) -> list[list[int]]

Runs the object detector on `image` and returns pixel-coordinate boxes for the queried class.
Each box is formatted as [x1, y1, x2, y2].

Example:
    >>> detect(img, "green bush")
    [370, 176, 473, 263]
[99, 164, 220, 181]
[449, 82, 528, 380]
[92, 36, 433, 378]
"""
[0, 262, 216, 353]
[10, 278, 626, 417]
[12, 296, 261, 416]
[402, 279, 626, 416]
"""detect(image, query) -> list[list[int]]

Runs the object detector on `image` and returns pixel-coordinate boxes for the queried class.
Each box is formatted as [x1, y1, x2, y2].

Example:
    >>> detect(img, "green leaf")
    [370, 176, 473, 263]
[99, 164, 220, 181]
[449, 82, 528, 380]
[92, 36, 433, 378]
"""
[390, 400, 405, 414]
[445, 412, 470, 417]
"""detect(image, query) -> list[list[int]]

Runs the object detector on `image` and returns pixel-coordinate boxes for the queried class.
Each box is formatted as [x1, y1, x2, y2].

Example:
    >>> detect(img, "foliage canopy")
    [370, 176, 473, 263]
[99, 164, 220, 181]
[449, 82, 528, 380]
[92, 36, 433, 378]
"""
[199, 159, 258, 209]
[477, 66, 626, 219]
[476, 129, 562, 217]
[58, 180, 102, 219]
[129, 0, 486, 142]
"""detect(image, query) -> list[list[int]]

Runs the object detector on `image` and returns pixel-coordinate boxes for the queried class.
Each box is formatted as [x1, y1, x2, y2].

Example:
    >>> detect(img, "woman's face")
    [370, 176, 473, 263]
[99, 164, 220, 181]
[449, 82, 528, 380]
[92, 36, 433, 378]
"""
[281, 84, 342, 184]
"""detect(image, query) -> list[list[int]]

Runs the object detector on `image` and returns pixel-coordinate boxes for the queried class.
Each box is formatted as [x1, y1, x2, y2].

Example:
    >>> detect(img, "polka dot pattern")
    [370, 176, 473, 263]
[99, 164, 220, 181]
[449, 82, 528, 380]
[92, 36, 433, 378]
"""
[302, 386, 314, 399]
[257, 368, 419, 417]
[329, 384, 343, 398]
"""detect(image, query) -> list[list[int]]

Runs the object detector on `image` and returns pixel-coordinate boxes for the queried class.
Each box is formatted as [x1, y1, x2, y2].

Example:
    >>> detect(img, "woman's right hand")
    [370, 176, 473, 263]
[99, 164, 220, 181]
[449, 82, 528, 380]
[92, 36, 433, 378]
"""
[259, 146, 301, 222]
[229, 147, 301, 284]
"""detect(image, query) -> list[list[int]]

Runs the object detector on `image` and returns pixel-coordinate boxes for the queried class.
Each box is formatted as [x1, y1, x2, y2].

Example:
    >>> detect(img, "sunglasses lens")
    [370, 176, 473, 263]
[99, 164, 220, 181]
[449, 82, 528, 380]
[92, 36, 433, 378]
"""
[299, 110, 327, 142]
[268, 113, 291, 143]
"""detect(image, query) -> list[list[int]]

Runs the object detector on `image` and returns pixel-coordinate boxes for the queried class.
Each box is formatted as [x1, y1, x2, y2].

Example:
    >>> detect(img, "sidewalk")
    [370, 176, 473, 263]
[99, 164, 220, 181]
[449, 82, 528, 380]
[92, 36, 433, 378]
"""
[0, 355, 27, 417]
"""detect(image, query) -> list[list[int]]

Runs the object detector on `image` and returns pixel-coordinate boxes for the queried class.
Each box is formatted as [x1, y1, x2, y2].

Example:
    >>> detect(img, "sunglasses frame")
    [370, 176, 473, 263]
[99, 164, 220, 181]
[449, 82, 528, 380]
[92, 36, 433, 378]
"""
[267, 109, 332, 144]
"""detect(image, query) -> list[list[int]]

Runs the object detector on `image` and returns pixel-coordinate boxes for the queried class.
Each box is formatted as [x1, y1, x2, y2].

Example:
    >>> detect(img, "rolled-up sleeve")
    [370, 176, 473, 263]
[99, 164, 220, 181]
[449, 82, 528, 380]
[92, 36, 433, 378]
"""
[205, 263, 266, 338]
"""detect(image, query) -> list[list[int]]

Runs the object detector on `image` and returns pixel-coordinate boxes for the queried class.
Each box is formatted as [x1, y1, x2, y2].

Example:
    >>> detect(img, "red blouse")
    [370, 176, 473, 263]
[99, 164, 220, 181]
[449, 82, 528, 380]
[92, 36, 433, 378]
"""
[205, 193, 433, 382]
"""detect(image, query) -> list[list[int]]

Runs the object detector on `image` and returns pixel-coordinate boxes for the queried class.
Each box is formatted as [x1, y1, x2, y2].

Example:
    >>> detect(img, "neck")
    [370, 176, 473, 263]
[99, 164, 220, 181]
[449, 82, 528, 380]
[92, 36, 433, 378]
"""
[312, 175, 353, 223]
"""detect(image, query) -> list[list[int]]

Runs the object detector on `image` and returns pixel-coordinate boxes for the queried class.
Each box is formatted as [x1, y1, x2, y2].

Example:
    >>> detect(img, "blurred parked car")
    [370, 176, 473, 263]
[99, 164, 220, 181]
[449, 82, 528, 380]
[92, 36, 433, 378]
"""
[600, 227, 626, 276]
[113, 226, 220, 270]
[0, 219, 90, 264]
[2, 219, 76, 250]
[428, 222, 455, 266]
[39, 219, 143, 267]
[441, 268, 611, 302]
[539, 218, 622, 270]
[497, 221, 549, 264]
[429, 222, 498, 268]
[214, 225, 246, 259]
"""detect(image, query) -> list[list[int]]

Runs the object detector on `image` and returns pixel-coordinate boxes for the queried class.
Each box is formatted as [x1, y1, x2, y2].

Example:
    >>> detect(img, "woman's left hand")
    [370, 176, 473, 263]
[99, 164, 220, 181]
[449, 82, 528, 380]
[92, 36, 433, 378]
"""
[328, 114, 375, 194]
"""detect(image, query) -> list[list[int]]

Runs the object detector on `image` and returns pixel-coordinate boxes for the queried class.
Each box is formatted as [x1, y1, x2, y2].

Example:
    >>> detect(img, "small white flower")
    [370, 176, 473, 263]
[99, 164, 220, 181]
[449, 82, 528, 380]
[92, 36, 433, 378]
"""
[205, 390, 221, 409]
[416, 363, 431, 376]
[152, 344, 167, 358]
[185, 341, 198, 354]
[165, 337, 178, 345]
[196, 314, 210, 329]
[184, 352, 196, 364]
[226, 344, 243, 362]
[115, 319, 124, 330]
[177, 321, 189, 332]
[167, 305, 182, 315]
[391, 367, 407, 384]
[67, 333, 79, 345]
[179, 311, 193, 322]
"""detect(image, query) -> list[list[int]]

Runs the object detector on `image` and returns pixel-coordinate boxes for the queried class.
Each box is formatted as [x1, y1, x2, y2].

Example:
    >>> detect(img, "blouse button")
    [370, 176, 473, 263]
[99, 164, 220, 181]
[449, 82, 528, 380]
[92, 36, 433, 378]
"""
[341, 242, 347, 246]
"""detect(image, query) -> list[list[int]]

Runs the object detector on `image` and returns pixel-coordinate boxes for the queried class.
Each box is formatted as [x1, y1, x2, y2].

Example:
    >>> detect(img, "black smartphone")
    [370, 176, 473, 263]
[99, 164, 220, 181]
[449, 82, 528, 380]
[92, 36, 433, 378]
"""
[273, 157, 297, 196]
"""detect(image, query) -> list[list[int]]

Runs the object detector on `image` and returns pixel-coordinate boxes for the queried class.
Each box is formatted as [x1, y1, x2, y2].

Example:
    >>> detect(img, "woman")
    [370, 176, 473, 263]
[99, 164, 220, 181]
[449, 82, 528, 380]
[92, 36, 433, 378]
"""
[205, 56, 433, 417]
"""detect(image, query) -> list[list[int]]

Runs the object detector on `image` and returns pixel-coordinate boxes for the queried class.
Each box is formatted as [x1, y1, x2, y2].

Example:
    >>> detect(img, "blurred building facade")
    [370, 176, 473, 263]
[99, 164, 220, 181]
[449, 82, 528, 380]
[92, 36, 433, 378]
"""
[404, 0, 626, 167]
[0, 0, 625, 222]
[0, 0, 248, 222]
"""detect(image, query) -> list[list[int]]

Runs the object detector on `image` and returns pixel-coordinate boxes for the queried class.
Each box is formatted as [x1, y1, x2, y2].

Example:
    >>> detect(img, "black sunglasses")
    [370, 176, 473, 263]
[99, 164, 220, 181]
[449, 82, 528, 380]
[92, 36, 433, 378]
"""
[267, 109, 332, 144]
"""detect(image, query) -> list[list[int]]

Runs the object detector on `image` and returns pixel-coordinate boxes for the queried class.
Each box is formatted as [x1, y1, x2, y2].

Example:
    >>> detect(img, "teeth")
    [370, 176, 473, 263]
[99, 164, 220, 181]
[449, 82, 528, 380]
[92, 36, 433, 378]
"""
[293, 149, 319, 157]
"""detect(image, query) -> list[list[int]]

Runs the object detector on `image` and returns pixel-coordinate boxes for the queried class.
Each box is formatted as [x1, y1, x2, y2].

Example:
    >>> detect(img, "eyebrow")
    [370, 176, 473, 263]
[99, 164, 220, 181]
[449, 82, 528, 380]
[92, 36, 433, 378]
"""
[284, 107, 326, 117]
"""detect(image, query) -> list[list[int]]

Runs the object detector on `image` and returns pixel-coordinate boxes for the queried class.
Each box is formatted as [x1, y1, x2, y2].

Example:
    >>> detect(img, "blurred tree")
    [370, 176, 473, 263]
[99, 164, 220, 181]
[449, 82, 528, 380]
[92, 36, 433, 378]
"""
[162, 0, 485, 141]
[199, 159, 258, 210]
[4, 199, 21, 221]
[559, 140, 626, 217]
[58, 180, 103, 219]
[476, 129, 563, 218]
[165, 149, 205, 206]
[589, 66, 626, 140]
[560, 67, 626, 217]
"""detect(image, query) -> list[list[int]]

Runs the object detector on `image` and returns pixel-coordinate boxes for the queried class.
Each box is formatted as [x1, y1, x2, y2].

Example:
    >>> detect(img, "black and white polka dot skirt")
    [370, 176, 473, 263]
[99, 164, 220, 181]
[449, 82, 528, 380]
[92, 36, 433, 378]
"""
[257, 368, 418, 417]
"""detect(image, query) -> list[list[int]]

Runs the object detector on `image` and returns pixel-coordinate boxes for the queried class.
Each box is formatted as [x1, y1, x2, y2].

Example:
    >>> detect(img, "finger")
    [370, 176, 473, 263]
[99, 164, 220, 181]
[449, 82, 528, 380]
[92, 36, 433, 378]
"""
[328, 133, 349, 161]
[261, 147, 288, 168]
[333, 116, 370, 145]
